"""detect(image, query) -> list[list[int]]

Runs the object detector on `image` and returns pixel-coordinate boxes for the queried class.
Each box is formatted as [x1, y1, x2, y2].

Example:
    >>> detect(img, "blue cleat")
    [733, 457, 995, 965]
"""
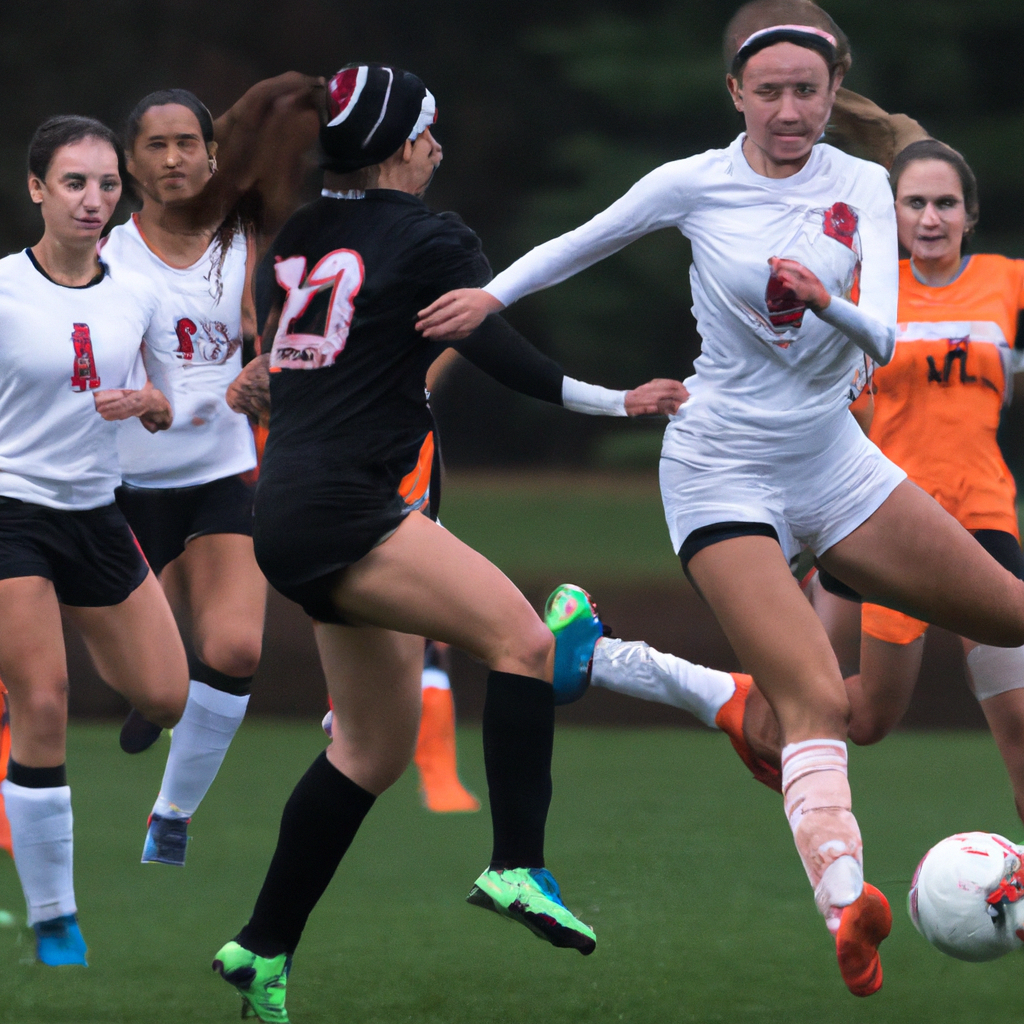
[33, 913, 88, 966]
[141, 813, 189, 866]
[544, 585, 604, 705]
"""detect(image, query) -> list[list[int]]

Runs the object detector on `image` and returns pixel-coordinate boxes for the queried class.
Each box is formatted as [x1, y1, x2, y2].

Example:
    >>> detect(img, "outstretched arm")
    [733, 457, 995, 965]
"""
[826, 88, 930, 169]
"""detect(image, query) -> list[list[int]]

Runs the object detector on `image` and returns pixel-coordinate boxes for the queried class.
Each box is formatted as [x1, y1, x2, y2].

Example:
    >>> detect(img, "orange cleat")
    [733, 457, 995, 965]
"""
[836, 883, 891, 997]
[414, 687, 480, 813]
[713, 674, 782, 793]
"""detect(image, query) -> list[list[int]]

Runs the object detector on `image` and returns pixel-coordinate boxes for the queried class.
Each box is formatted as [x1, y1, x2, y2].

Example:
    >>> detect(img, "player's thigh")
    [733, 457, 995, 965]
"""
[848, 633, 925, 745]
[314, 622, 423, 793]
[333, 511, 553, 680]
[0, 576, 69, 765]
[65, 570, 188, 726]
[687, 534, 848, 742]
[178, 532, 267, 668]
[819, 480, 1024, 647]
[807, 573, 863, 677]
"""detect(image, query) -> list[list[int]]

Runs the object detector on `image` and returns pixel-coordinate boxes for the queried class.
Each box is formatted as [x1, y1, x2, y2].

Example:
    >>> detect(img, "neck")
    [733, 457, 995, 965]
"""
[741, 135, 811, 180]
[135, 197, 217, 268]
[910, 252, 964, 288]
[31, 234, 102, 287]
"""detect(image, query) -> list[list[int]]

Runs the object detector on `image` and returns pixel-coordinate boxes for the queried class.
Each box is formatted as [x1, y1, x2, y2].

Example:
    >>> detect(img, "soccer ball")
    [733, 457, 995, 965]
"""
[908, 832, 1024, 962]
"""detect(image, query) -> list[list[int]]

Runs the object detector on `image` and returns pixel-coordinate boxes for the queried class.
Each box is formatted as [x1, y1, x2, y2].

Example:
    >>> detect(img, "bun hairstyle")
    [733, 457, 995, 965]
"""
[123, 89, 215, 152]
[28, 115, 124, 182]
[724, 0, 851, 80]
[890, 139, 980, 251]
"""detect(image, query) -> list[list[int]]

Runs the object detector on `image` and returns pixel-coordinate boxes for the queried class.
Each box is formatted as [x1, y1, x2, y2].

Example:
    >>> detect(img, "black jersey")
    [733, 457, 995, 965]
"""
[252, 189, 490, 591]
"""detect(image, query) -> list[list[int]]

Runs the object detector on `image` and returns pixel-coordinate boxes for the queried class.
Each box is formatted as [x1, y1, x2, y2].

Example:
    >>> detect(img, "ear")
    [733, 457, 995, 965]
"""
[27, 173, 45, 206]
[829, 70, 845, 97]
[401, 137, 415, 163]
[726, 74, 744, 113]
[206, 140, 219, 161]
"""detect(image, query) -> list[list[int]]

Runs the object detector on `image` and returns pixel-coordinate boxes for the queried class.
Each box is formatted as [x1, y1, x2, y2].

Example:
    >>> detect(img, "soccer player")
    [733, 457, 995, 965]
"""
[211, 63, 685, 1022]
[104, 77, 324, 866]
[0, 116, 189, 965]
[416, 0, 1024, 996]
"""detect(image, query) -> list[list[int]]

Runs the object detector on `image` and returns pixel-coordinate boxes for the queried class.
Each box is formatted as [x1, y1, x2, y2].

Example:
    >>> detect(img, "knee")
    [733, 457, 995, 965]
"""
[198, 632, 262, 680]
[137, 676, 188, 729]
[847, 712, 891, 747]
[326, 736, 413, 796]
[13, 678, 69, 745]
[499, 618, 554, 681]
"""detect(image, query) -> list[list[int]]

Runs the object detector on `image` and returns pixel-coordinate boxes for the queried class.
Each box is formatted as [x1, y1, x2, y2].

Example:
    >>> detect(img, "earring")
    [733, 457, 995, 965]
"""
[209, 155, 218, 174]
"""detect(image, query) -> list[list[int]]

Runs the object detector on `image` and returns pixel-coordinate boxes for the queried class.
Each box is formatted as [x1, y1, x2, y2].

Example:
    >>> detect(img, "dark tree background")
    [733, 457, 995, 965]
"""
[3, 1, 1024, 470]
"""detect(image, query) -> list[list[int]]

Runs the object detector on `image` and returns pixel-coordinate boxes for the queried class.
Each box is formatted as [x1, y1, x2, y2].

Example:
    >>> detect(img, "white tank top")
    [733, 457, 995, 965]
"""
[0, 250, 160, 509]
[102, 216, 257, 488]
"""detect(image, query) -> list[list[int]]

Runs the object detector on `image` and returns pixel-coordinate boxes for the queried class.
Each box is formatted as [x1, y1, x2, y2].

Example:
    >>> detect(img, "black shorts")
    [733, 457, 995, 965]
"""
[679, 521, 780, 569]
[0, 497, 149, 607]
[116, 475, 255, 577]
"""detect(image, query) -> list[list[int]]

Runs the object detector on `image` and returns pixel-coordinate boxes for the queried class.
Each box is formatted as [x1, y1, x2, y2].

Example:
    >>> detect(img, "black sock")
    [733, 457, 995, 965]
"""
[237, 752, 375, 957]
[187, 652, 253, 696]
[483, 671, 554, 870]
[6, 759, 67, 788]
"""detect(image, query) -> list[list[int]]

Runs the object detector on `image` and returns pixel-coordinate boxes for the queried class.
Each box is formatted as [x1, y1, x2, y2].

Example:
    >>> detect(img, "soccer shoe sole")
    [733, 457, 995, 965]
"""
[119, 709, 163, 754]
[836, 883, 892, 997]
[466, 881, 596, 955]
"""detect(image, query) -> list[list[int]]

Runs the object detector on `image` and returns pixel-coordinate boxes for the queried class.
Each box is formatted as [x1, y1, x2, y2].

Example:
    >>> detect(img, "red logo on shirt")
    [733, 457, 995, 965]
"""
[70, 323, 100, 392]
[175, 317, 198, 360]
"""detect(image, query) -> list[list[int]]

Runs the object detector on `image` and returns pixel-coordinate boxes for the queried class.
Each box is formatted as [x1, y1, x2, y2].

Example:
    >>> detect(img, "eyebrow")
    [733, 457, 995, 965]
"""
[145, 132, 202, 142]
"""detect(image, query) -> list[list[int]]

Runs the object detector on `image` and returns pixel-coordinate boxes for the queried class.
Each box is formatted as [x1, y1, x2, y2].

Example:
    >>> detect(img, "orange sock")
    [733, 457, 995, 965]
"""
[414, 687, 480, 813]
[713, 674, 782, 793]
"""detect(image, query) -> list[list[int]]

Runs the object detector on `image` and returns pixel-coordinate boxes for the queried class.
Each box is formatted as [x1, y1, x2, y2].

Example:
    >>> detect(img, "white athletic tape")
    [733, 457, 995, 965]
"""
[966, 644, 1024, 702]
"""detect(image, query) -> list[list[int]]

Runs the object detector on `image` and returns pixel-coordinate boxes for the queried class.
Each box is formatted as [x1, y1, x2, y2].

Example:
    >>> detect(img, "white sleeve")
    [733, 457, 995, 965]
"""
[485, 160, 697, 307]
[561, 377, 627, 417]
[817, 171, 898, 365]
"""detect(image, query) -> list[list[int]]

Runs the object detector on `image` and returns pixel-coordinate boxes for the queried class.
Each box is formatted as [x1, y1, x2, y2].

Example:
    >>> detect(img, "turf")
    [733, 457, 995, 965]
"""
[1, 723, 1021, 1023]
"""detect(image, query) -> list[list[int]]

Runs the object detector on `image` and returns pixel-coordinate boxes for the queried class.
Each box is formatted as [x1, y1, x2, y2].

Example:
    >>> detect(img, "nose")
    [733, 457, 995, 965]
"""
[920, 201, 942, 227]
[82, 180, 103, 209]
[776, 90, 801, 123]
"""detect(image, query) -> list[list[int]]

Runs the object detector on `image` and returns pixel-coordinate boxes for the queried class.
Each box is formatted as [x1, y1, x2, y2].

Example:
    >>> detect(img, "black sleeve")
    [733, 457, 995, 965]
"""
[453, 314, 565, 406]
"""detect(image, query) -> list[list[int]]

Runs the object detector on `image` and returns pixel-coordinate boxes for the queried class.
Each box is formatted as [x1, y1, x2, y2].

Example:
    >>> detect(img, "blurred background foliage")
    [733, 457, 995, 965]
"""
[3, 1, 1024, 470]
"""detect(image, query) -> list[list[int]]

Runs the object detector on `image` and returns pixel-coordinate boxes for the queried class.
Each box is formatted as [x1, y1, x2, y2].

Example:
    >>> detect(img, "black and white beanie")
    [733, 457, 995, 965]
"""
[320, 64, 436, 173]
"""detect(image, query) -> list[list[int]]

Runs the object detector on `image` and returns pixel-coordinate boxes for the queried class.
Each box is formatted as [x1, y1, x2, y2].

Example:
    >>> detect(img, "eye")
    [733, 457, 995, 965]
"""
[101, 180, 119, 192]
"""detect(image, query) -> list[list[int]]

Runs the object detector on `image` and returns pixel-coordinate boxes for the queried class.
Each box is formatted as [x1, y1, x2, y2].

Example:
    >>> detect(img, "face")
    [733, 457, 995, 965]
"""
[407, 127, 442, 196]
[727, 42, 839, 169]
[894, 159, 967, 263]
[28, 137, 121, 244]
[127, 103, 212, 204]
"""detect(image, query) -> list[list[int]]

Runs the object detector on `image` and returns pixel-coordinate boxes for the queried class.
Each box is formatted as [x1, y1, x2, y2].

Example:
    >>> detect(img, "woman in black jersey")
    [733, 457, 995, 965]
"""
[211, 64, 685, 1022]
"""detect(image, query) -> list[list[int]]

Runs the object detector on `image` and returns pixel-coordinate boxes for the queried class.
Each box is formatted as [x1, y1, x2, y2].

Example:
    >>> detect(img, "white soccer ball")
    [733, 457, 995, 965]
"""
[908, 831, 1024, 962]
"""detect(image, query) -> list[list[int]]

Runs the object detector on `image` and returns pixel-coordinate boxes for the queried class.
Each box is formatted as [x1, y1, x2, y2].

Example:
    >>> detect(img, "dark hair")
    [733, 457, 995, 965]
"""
[890, 139, 980, 250]
[123, 89, 214, 152]
[28, 115, 124, 181]
[724, 0, 851, 81]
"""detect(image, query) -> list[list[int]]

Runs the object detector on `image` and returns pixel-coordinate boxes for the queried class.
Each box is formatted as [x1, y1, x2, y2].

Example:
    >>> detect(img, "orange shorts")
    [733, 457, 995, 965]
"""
[861, 602, 928, 646]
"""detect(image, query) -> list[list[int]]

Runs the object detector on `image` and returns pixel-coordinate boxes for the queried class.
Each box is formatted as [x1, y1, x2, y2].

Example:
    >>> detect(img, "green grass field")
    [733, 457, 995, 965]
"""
[2, 723, 1022, 1024]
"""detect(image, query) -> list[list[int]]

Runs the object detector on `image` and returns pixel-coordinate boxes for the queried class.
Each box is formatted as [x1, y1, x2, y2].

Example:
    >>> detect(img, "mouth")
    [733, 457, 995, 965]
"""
[75, 217, 104, 230]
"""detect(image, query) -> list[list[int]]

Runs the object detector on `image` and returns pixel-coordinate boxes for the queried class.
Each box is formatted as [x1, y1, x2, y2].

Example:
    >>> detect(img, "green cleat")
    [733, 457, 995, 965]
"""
[212, 940, 291, 1023]
[467, 866, 596, 955]
[544, 584, 604, 705]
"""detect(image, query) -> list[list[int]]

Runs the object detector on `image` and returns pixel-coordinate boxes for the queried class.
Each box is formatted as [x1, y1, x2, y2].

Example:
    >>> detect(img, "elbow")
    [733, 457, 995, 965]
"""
[874, 327, 896, 367]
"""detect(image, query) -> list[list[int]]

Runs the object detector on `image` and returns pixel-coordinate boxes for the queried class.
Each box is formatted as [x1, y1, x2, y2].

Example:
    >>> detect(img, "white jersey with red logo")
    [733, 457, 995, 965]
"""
[485, 135, 898, 444]
[102, 216, 256, 488]
[0, 250, 159, 510]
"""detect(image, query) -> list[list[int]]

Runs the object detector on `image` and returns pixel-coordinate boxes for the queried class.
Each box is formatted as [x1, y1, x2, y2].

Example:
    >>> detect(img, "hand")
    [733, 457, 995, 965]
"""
[226, 353, 271, 423]
[415, 288, 504, 341]
[767, 257, 831, 313]
[93, 381, 172, 432]
[624, 378, 690, 417]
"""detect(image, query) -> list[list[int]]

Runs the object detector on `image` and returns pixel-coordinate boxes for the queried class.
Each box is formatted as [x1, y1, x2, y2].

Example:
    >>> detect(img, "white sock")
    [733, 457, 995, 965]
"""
[422, 667, 450, 691]
[2, 781, 75, 926]
[151, 680, 249, 820]
[590, 637, 736, 728]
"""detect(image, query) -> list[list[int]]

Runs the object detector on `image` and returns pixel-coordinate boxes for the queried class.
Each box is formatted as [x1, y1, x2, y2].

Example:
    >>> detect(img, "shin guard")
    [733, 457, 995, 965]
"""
[781, 740, 863, 926]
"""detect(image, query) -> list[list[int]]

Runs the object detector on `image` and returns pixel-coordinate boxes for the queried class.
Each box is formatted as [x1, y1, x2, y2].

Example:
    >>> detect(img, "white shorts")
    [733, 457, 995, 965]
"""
[659, 398, 906, 563]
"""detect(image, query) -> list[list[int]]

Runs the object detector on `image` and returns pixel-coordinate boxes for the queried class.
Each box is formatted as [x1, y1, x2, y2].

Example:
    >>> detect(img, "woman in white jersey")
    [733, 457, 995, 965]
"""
[416, 0, 1024, 997]
[102, 79, 322, 868]
[0, 116, 188, 966]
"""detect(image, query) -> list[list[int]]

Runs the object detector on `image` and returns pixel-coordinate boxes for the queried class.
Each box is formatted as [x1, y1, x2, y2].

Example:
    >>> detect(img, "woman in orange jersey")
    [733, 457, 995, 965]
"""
[831, 139, 1024, 812]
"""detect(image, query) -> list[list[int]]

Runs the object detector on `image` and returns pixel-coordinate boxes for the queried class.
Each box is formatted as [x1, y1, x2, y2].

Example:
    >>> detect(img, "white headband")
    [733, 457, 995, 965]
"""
[739, 24, 837, 52]
[408, 89, 437, 141]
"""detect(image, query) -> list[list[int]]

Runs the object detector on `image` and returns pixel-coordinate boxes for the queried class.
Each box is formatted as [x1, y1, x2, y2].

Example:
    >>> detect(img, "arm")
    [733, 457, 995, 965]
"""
[768, 172, 898, 366]
[452, 314, 687, 416]
[417, 161, 693, 340]
[93, 380, 172, 433]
